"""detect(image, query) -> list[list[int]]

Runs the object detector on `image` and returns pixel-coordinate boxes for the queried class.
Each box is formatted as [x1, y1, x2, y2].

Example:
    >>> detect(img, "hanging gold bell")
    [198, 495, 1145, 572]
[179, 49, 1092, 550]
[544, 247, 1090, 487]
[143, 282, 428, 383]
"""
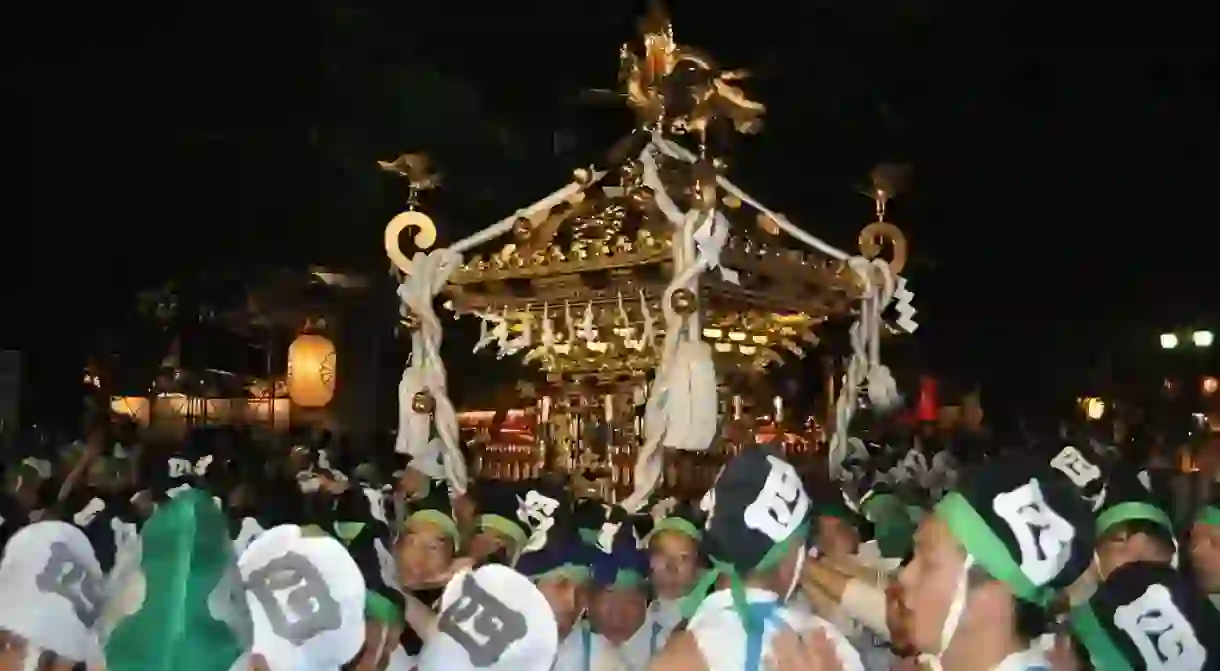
[620, 160, 643, 184]
[400, 310, 422, 331]
[671, 288, 697, 315]
[412, 391, 436, 414]
[629, 186, 656, 209]
[572, 166, 595, 186]
[512, 217, 533, 241]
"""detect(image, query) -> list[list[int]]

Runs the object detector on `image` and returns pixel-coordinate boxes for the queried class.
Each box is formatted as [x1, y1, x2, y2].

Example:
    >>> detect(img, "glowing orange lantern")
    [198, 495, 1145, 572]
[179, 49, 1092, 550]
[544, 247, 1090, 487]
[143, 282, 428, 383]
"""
[287, 334, 336, 407]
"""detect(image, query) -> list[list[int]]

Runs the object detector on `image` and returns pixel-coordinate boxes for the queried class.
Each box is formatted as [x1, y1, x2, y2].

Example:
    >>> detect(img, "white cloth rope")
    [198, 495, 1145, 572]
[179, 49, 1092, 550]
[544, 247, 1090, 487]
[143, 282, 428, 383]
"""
[392, 170, 615, 494]
[447, 173, 607, 255]
[395, 249, 467, 492]
[644, 137, 907, 490]
[621, 140, 731, 513]
[651, 137, 850, 261]
[827, 258, 900, 480]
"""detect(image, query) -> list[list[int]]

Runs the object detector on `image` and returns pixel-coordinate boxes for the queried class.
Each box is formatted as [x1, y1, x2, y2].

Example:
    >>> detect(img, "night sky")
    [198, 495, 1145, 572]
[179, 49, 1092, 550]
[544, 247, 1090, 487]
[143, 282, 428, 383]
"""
[4, 0, 1218, 425]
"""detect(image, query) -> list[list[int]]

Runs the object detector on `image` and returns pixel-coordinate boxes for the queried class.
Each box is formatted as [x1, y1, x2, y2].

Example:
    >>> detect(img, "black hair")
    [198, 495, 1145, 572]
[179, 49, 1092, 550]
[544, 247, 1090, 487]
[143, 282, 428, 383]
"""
[32, 650, 86, 671]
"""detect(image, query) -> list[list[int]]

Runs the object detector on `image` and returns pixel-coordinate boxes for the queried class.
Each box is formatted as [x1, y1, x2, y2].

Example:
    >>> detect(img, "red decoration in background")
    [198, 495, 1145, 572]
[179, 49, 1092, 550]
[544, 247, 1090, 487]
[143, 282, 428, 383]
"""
[917, 376, 939, 422]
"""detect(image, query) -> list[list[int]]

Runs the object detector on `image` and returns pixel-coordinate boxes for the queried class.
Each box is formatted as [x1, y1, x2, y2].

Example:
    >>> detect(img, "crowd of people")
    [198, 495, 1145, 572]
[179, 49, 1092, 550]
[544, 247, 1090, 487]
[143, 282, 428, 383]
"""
[0, 418, 1218, 670]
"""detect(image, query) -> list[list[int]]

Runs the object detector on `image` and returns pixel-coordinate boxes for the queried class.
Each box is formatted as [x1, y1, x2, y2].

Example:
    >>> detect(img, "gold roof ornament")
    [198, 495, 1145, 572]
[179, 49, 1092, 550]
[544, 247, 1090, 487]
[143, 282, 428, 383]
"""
[618, 2, 765, 142]
[381, 3, 919, 504]
[382, 153, 441, 277]
[858, 162, 910, 276]
[444, 7, 859, 377]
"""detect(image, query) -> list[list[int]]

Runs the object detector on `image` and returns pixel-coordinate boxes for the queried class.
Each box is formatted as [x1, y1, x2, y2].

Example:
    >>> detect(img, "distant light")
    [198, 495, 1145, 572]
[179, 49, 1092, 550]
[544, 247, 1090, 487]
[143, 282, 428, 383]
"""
[1160, 333, 1180, 349]
[1204, 377, 1218, 395]
[1193, 330, 1214, 348]
[1083, 397, 1105, 420]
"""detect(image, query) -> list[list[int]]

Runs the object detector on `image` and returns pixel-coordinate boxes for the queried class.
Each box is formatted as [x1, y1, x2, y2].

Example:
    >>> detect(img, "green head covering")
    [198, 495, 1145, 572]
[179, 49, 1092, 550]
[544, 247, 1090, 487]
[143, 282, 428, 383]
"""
[329, 485, 406, 628]
[101, 488, 250, 671]
[407, 479, 460, 550]
[935, 458, 1094, 607]
[474, 481, 532, 553]
[810, 483, 874, 544]
[859, 486, 916, 558]
[1096, 467, 1175, 543]
[1195, 493, 1220, 529]
[643, 497, 705, 545]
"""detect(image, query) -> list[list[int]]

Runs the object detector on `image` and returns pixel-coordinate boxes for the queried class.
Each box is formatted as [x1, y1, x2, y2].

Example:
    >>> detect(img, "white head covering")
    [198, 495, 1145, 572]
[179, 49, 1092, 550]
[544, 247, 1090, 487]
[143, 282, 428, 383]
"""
[0, 521, 104, 664]
[418, 564, 558, 671]
[238, 525, 367, 670]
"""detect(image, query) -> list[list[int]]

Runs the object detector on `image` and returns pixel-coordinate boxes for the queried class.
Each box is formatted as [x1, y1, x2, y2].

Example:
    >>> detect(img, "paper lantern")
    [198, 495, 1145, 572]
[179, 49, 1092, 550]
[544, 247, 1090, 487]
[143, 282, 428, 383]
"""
[287, 334, 336, 408]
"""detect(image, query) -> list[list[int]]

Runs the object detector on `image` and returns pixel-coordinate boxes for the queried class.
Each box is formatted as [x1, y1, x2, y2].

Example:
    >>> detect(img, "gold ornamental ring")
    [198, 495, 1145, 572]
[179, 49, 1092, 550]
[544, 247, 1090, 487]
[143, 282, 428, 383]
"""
[385, 210, 438, 275]
[858, 221, 907, 275]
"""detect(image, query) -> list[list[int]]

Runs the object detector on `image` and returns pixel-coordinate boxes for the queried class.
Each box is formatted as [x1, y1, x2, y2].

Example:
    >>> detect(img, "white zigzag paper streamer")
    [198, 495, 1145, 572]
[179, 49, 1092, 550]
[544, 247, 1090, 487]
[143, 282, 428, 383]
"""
[893, 276, 918, 333]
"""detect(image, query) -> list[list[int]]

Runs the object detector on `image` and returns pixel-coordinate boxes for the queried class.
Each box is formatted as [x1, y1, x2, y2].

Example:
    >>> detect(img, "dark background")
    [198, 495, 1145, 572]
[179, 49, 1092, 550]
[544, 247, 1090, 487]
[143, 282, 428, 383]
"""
[3, 0, 1218, 426]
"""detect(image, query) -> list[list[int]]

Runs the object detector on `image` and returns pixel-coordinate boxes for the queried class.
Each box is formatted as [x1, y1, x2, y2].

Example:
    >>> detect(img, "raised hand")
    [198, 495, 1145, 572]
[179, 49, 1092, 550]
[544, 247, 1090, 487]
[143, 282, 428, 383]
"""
[766, 628, 842, 671]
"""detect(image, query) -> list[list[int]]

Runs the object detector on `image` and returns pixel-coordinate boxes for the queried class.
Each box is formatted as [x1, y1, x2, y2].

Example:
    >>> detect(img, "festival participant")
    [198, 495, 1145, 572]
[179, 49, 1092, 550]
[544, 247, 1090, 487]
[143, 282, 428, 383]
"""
[0, 459, 37, 548]
[766, 628, 851, 671]
[239, 524, 373, 669]
[1093, 467, 1178, 578]
[466, 480, 536, 565]
[650, 446, 863, 671]
[809, 492, 865, 561]
[0, 522, 105, 669]
[417, 563, 560, 671]
[897, 457, 1095, 671]
[1069, 561, 1219, 669]
[798, 562, 894, 667]
[795, 486, 895, 670]
[857, 482, 917, 561]
[242, 443, 311, 528]
[639, 497, 705, 654]
[515, 487, 625, 671]
[586, 521, 650, 670]
[574, 498, 618, 548]
[396, 484, 460, 590]
[330, 471, 407, 671]
[1048, 444, 1109, 514]
[102, 488, 249, 671]
[144, 428, 221, 502]
[57, 454, 139, 572]
[5, 454, 51, 518]
[1189, 493, 1220, 609]
[388, 478, 459, 662]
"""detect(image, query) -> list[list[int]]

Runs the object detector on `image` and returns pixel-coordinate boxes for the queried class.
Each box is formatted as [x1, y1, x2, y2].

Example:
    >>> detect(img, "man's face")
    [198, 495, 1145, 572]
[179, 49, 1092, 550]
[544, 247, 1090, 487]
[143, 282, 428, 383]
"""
[396, 518, 454, 588]
[535, 576, 583, 640]
[588, 584, 647, 644]
[1189, 522, 1220, 592]
[897, 516, 966, 654]
[467, 527, 514, 562]
[1094, 527, 1133, 579]
[1095, 527, 1173, 578]
[815, 515, 860, 559]
[648, 530, 700, 599]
